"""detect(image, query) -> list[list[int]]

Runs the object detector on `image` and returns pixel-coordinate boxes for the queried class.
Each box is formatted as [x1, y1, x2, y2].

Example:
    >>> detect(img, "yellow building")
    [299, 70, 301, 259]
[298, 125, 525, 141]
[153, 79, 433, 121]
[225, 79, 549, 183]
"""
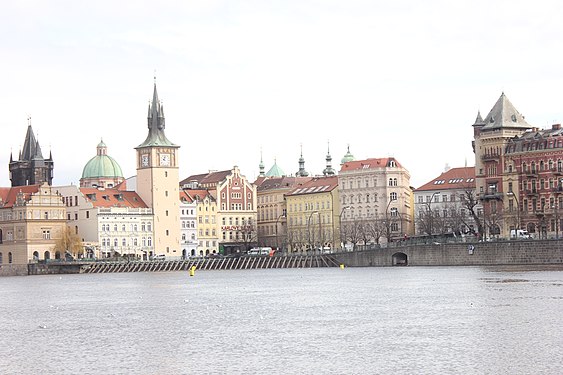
[256, 176, 311, 250]
[285, 176, 340, 252]
[180, 189, 218, 256]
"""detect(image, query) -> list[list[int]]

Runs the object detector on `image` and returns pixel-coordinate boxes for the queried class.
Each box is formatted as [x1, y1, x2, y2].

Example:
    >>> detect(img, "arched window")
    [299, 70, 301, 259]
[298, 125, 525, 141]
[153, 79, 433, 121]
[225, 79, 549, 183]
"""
[113, 224, 118, 232]
[0, 252, 3, 263]
[390, 192, 398, 201]
[122, 238, 127, 246]
[44, 251, 50, 260]
[148, 237, 152, 246]
[122, 224, 126, 232]
[114, 238, 118, 247]
[8, 252, 13, 263]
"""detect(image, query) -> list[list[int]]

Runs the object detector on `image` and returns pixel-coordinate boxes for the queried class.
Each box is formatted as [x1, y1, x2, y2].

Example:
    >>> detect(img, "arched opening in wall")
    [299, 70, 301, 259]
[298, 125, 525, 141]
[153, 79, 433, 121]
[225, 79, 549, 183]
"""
[392, 252, 408, 266]
[191, 249, 196, 257]
[33, 251, 39, 260]
[8, 252, 13, 264]
[182, 249, 187, 259]
[0, 252, 3, 264]
[44, 251, 50, 260]
[55, 251, 61, 260]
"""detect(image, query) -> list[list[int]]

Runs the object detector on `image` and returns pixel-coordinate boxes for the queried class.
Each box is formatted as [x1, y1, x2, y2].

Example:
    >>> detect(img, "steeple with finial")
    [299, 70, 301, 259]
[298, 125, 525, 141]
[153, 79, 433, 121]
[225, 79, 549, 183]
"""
[137, 78, 176, 148]
[323, 141, 336, 176]
[340, 144, 355, 165]
[258, 149, 265, 177]
[296, 144, 309, 177]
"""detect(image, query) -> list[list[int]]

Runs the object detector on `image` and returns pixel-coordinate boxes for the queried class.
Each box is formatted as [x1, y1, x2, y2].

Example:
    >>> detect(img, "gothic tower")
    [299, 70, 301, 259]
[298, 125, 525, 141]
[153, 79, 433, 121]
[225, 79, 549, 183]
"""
[135, 82, 180, 256]
[9, 121, 54, 187]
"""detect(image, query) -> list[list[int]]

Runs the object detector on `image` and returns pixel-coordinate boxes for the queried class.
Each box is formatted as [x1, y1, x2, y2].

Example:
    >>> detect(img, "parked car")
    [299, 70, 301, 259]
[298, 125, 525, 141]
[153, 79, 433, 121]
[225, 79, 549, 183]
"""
[151, 254, 166, 260]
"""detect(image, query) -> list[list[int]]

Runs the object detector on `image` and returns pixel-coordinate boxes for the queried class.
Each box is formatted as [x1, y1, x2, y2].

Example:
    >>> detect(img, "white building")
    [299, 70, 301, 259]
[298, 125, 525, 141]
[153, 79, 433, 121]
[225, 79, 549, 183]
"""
[180, 190, 198, 258]
[56, 185, 154, 259]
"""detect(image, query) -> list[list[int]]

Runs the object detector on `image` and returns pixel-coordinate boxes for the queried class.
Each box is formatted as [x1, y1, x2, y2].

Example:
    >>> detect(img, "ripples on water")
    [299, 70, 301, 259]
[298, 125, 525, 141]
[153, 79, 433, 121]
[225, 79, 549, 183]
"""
[1, 266, 563, 375]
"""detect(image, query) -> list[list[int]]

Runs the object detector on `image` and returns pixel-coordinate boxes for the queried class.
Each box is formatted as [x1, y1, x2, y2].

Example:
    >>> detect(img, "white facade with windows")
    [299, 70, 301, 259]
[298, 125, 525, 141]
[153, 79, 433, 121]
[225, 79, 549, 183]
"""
[180, 199, 198, 258]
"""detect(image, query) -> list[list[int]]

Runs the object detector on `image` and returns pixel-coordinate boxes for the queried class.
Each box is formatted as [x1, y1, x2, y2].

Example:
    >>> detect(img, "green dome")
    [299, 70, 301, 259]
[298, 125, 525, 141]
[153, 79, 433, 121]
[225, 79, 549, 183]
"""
[81, 140, 124, 179]
[341, 145, 355, 164]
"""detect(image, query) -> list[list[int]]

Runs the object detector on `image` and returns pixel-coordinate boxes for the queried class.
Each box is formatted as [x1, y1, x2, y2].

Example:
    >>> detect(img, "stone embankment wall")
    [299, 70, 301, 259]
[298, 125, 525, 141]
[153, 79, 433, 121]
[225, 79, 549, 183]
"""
[335, 239, 563, 267]
[0, 264, 29, 277]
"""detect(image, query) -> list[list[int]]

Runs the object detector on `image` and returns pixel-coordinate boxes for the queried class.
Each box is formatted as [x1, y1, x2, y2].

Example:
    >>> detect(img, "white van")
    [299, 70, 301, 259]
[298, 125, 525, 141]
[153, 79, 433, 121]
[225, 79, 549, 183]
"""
[510, 229, 531, 239]
[247, 247, 273, 256]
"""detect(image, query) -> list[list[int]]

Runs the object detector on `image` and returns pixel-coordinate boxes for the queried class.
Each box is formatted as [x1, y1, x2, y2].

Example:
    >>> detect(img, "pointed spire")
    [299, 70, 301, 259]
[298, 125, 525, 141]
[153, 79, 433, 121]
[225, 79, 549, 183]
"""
[323, 141, 335, 176]
[21, 124, 38, 161]
[296, 144, 309, 177]
[137, 80, 177, 148]
[258, 148, 265, 177]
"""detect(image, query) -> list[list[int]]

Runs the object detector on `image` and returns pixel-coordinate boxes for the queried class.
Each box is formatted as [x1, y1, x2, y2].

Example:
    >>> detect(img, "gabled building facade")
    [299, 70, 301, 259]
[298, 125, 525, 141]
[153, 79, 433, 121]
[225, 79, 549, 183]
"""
[0, 183, 66, 265]
[181, 166, 257, 255]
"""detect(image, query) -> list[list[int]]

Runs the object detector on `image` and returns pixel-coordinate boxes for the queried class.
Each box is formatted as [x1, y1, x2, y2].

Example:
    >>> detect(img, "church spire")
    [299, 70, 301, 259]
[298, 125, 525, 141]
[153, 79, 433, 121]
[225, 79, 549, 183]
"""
[323, 141, 336, 176]
[258, 149, 265, 177]
[137, 81, 176, 148]
[296, 144, 309, 177]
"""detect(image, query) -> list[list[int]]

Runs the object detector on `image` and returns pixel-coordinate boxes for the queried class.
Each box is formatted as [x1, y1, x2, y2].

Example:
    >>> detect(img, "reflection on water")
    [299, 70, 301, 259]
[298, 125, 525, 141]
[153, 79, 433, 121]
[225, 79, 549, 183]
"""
[1, 266, 563, 375]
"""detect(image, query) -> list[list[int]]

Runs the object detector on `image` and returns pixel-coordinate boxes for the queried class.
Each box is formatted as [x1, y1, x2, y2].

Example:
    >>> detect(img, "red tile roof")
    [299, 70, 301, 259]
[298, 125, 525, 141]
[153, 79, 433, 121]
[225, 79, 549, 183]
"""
[340, 157, 403, 172]
[179, 189, 214, 203]
[416, 167, 476, 191]
[180, 170, 231, 187]
[286, 176, 338, 196]
[0, 185, 41, 208]
[79, 188, 148, 208]
[257, 176, 312, 192]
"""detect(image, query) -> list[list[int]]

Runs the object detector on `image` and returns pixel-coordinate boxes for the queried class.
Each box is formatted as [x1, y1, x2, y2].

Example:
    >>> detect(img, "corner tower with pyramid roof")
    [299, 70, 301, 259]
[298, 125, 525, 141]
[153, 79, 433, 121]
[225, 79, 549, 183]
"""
[10, 121, 54, 187]
[135, 82, 180, 257]
[472, 92, 532, 239]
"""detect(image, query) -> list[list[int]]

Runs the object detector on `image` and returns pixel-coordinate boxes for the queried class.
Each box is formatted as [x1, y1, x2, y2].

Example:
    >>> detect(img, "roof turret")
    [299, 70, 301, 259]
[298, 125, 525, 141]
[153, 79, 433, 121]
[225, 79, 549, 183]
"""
[481, 92, 532, 131]
[341, 145, 355, 164]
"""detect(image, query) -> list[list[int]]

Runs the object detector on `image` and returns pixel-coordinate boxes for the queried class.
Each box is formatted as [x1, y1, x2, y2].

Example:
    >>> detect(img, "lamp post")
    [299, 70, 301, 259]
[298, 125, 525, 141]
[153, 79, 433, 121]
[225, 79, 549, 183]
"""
[275, 212, 286, 253]
[425, 191, 441, 236]
[551, 203, 559, 240]
[339, 206, 350, 251]
[506, 191, 520, 239]
[307, 211, 319, 253]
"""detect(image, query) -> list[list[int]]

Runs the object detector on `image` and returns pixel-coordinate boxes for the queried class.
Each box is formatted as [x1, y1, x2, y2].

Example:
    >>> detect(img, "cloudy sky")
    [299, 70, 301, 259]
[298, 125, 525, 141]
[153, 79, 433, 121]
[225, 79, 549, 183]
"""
[2, 0, 563, 189]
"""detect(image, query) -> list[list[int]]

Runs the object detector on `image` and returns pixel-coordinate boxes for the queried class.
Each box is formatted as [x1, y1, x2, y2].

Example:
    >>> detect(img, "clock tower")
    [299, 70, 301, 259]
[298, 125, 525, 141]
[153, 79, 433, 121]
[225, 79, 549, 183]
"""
[135, 82, 180, 256]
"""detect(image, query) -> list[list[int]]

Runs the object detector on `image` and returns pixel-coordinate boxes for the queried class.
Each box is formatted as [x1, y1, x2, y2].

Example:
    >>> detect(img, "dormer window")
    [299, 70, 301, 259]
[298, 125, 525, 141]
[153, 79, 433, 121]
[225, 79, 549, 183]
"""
[511, 114, 517, 122]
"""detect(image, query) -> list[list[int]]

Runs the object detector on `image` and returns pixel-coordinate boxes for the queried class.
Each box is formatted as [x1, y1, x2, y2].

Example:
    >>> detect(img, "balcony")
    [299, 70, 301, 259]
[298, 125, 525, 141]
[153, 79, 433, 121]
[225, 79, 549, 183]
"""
[524, 189, 539, 196]
[525, 169, 538, 178]
[552, 168, 563, 176]
[481, 154, 500, 161]
[552, 186, 563, 194]
[480, 192, 504, 201]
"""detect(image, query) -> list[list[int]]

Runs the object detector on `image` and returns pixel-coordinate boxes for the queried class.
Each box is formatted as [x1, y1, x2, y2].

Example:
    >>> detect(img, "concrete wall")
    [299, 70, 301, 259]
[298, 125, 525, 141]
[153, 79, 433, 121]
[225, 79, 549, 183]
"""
[334, 239, 563, 267]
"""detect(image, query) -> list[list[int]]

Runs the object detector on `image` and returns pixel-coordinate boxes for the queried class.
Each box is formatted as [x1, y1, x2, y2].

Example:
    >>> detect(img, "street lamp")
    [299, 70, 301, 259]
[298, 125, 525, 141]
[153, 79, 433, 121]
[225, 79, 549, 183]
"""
[307, 211, 319, 253]
[275, 213, 286, 252]
[339, 206, 350, 251]
[506, 191, 520, 239]
[425, 191, 441, 235]
[551, 203, 559, 240]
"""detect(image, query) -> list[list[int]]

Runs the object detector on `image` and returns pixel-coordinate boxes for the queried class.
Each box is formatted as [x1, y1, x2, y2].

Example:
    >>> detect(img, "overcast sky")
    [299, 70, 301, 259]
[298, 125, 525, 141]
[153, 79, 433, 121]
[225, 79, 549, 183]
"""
[2, 0, 563, 189]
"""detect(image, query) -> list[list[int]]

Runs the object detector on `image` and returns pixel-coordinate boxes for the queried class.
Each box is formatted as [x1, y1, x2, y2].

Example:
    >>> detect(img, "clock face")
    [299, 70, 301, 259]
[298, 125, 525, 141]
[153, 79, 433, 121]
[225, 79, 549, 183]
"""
[141, 154, 149, 167]
[160, 153, 171, 166]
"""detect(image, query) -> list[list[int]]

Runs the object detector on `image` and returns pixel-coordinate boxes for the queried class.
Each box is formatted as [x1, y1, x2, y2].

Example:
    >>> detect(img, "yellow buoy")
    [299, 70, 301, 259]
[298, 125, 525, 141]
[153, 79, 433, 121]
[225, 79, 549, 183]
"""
[340, 264, 345, 269]
[189, 265, 196, 277]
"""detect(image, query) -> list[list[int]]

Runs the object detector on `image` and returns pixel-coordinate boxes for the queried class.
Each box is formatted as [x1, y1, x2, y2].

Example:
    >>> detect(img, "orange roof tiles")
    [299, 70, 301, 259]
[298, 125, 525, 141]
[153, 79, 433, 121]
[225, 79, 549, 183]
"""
[0, 185, 41, 208]
[416, 167, 476, 192]
[79, 187, 148, 208]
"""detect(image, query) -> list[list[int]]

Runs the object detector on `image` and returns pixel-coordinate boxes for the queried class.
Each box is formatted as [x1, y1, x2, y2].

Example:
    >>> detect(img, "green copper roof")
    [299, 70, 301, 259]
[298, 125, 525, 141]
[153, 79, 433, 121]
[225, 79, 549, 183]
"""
[266, 161, 285, 177]
[341, 145, 355, 164]
[81, 140, 123, 179]
[82, 155, 123, 179]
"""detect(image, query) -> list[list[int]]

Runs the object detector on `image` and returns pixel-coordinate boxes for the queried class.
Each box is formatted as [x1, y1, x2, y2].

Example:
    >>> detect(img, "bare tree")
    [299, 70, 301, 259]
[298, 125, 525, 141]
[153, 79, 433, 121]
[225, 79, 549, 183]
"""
[342, 219, 362, 250]
[52, 226, 83, 259]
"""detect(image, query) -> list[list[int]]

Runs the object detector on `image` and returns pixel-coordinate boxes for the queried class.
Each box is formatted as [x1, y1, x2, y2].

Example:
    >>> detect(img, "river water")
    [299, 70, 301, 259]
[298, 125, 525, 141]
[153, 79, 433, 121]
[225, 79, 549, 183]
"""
[1, 266, 563, 375]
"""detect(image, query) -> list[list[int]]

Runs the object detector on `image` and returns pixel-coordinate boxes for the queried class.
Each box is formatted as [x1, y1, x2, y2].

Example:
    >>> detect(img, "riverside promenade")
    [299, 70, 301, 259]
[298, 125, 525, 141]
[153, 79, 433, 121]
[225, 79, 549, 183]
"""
[2, 238, 562, 276]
